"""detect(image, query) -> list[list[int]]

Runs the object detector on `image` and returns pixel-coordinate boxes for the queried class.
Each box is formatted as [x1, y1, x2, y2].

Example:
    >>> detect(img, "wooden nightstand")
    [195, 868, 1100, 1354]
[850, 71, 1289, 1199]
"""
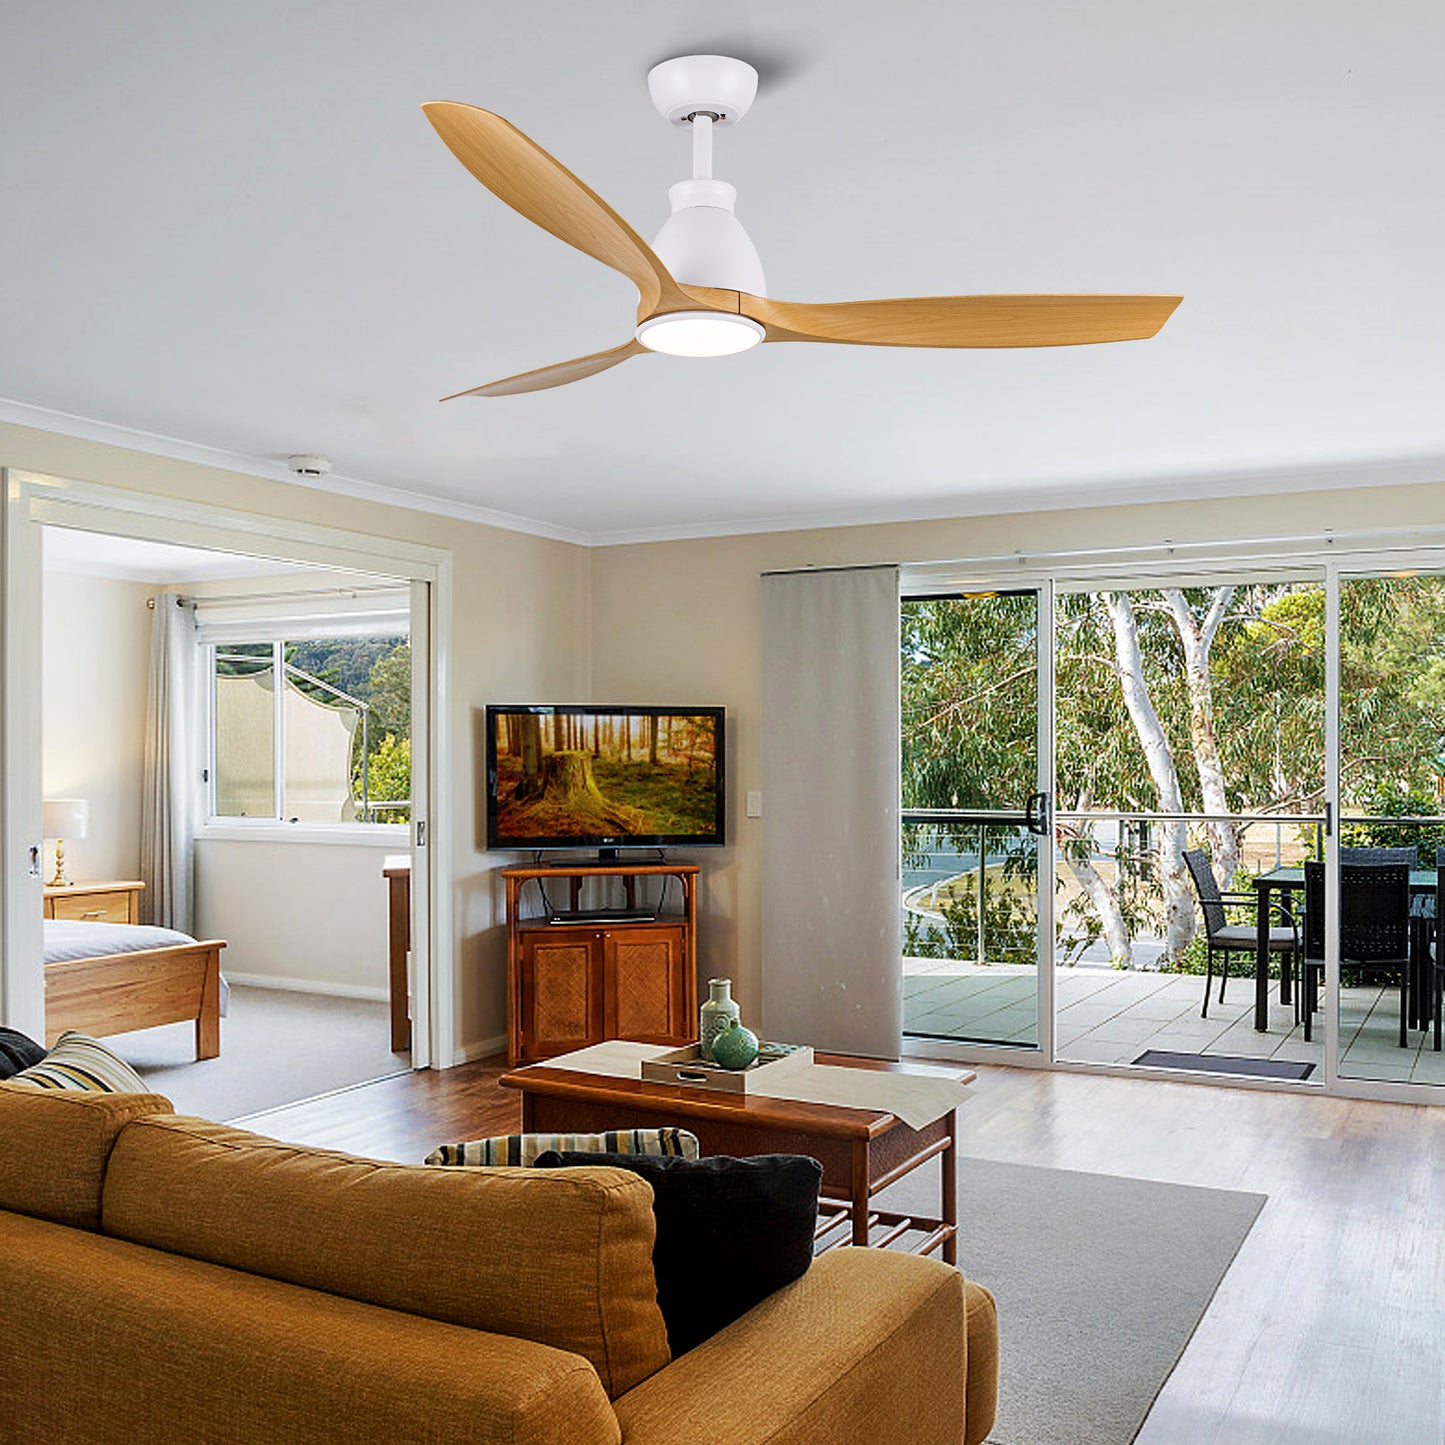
[43, 879, 145, 925]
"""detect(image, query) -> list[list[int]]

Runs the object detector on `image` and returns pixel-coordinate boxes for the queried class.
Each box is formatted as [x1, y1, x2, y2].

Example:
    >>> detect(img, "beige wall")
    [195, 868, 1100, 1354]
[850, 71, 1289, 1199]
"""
[11, 414, 1445, 1054]
[40, 571, 152, 883]
[3, 421, 591, 1059]
[194, 837, 395, 996]
[589, 479, 1445, 1026]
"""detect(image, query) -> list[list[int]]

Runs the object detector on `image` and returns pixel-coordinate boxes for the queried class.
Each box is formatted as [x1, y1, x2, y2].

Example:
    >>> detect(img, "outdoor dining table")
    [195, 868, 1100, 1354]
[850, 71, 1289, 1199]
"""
[1251, 866, 1438, 1032]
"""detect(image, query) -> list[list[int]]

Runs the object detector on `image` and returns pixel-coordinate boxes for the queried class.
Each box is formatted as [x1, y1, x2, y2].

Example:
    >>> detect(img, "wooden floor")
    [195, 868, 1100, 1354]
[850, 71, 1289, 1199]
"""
[249, 1058, 1445, 1445]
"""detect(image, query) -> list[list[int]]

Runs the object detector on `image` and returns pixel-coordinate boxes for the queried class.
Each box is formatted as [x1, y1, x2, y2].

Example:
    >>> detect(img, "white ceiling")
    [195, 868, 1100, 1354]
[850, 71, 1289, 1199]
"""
[42, 527, 329, 583]
[4, 1, 1444, 543]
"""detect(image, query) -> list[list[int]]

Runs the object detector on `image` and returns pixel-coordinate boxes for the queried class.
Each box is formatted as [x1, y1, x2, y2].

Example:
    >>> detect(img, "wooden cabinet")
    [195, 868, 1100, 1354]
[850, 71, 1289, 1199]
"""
[44, 880, 144, 924]
[503, 864, 698, 1065]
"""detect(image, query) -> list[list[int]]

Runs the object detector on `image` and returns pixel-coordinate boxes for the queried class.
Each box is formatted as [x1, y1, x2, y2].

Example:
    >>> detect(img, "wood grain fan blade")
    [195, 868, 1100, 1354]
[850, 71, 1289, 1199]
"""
[442, 339, 646, 399]
[740, 293, 1182, 348]
[422, 101, 695, 316]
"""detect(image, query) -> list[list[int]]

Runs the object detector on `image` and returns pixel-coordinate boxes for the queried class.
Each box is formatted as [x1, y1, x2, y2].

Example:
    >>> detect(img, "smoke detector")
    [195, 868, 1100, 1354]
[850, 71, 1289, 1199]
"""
[287, 454, 332, 476]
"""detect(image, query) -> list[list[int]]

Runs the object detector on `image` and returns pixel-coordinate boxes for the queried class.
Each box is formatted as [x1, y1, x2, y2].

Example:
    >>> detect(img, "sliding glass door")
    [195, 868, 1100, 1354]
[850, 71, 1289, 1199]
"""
[900, 590, 1052, 1050]
[901, 554, 1445, 1099]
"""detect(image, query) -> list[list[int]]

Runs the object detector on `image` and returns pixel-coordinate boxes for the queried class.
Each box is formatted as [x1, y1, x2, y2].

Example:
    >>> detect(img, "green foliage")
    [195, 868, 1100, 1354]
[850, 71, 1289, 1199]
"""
[215, 641, 273, 676]
[1340, 789, 1445, 863]
[901, 595, 1037, 810]
[357, 733, 411, 821]
[365, 644, 412, 742]
[1339, 578, 1445, 804]
[287, 636, 406, 703]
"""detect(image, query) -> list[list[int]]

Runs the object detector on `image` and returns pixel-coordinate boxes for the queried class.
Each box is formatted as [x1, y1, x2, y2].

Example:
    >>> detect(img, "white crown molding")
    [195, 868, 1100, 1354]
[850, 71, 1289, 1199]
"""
[5, 394, 1443, 552]
[0, 395, 591, 547]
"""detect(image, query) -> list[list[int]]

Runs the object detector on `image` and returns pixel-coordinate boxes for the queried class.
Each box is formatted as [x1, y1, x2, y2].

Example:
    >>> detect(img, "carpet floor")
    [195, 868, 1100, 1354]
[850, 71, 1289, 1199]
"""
[884, 1157, 1266, 1445]
[108, 985, 410, 1121]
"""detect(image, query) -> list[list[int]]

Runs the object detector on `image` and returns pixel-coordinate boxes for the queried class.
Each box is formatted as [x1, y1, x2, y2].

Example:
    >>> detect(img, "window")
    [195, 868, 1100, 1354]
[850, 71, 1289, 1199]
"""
[210, 633, 411, 824]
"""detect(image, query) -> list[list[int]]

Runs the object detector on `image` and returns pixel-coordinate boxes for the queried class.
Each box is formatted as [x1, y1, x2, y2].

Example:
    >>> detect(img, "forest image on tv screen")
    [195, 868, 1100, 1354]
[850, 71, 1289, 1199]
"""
[494, 711, 719, 840]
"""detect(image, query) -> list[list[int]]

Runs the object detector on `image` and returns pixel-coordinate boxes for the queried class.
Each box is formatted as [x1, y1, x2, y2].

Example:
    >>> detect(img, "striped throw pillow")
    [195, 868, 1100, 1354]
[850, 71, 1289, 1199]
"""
[426, 1127, 700, 1168]
[7, 1032, 150, 1094]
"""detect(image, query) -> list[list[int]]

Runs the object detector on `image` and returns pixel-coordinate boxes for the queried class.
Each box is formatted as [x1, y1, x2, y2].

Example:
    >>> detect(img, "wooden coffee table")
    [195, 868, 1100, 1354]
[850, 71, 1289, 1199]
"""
[500, 1054, 974, 1263]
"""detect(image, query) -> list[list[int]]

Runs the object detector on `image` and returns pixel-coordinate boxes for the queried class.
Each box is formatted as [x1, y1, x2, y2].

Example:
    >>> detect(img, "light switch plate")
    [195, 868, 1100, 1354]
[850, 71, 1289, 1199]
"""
[746, 791, 763, 818]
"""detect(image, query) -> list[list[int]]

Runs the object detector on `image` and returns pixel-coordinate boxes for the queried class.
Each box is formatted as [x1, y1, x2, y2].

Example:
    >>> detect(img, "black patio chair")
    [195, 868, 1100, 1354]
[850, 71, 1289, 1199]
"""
[1300, 860, 1413, 1048]
[1183, 848, 1298, 1020]
[1342, 847, 1431, 1027]
[1341, 846, 1418, 866]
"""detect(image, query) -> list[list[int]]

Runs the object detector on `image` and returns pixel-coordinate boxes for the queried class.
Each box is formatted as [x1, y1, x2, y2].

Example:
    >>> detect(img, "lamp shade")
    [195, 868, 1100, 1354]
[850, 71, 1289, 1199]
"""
[42, 798, 89, 840]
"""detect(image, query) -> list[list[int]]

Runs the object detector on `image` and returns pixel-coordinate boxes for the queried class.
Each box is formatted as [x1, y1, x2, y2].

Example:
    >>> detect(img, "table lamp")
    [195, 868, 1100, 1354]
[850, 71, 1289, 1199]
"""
[42, 798, 89, 887]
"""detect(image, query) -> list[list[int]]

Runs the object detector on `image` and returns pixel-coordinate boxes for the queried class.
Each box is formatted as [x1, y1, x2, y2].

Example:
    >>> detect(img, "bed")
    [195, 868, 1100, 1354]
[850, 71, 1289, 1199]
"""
[43, 921, 228, 1060]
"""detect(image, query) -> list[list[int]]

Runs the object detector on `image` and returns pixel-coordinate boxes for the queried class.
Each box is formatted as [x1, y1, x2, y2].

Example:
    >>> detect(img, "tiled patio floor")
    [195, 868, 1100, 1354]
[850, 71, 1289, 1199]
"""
[903, 958, 1445, 1085]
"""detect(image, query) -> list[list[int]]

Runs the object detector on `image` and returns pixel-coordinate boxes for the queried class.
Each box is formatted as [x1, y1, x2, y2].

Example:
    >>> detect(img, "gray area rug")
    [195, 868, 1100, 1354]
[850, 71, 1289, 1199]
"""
[883, 1157, 1265, 1445]
[108, 984, 409, 1120]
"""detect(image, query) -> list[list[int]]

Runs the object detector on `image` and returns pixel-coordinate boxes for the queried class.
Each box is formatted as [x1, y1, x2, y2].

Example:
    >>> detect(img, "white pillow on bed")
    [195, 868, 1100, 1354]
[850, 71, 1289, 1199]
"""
[6, 1032, 150, 1094]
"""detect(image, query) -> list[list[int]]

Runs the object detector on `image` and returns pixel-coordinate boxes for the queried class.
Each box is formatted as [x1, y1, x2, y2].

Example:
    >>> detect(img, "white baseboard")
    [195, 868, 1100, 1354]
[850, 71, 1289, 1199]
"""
[453, 1033, 508, 1066]
[224, 972, 389, 1003]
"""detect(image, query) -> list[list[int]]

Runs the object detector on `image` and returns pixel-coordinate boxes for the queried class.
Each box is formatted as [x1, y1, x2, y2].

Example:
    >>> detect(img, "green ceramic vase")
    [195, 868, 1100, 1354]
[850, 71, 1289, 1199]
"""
[711, 1022, 760, 1070]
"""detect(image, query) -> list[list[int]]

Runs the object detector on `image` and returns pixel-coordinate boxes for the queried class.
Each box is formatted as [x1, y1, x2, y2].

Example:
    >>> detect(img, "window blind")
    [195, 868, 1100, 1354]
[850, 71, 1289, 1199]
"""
[759, 565, 901, 1059]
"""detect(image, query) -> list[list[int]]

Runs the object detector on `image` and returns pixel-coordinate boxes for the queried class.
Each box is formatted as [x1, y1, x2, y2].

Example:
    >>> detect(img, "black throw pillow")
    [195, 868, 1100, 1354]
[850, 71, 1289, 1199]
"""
[0, 1027, 46, 1079]
[533, 1150, 823, 1354]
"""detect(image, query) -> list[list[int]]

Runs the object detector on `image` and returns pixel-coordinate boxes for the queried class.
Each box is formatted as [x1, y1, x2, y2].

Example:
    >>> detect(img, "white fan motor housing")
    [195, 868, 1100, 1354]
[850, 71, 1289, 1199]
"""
[650, 179, 766, 296]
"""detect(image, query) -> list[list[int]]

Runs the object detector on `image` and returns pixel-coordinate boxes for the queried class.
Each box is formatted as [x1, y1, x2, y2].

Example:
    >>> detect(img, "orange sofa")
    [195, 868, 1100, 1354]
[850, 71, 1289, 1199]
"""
[0, 1082, 998, 1444]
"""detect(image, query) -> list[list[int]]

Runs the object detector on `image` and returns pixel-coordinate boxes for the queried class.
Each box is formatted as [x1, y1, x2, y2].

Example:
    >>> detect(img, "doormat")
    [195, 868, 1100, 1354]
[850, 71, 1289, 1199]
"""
[1132, 1049, 1314, 1080]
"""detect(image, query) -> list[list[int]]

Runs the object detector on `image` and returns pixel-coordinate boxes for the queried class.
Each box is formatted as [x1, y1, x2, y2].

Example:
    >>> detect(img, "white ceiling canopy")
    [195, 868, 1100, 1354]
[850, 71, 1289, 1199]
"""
[3, 1, 1443, 542]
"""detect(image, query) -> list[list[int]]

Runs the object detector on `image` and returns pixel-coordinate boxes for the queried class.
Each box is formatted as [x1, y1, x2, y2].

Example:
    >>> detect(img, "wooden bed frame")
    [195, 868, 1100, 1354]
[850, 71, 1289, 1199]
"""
[44, 940, 227, 1060]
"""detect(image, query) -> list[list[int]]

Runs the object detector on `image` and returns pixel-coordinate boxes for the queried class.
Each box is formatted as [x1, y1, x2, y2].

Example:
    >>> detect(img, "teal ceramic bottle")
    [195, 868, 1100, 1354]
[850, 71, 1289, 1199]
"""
[699, 978, 740, 1061]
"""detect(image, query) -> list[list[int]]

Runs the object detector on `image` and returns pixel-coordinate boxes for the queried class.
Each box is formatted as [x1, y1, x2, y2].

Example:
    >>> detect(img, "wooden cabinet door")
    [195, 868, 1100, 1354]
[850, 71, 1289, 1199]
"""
[603, 925, 690, 1043]
[518, 929, 603, 1059]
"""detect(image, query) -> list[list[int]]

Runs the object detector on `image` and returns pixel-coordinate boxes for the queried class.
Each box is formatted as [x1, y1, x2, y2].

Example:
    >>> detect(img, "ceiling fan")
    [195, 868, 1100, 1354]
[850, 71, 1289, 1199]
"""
[422, 55, 1181, 398]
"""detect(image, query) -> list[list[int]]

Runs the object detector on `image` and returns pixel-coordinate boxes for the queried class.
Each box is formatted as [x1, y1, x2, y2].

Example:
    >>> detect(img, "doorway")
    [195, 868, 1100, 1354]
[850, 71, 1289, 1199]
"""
[2, 470, 451, 1104]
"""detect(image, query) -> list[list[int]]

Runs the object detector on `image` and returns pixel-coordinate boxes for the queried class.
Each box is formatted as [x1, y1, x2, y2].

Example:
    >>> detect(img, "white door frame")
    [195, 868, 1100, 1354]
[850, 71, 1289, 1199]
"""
[1, 468, 454, 1069]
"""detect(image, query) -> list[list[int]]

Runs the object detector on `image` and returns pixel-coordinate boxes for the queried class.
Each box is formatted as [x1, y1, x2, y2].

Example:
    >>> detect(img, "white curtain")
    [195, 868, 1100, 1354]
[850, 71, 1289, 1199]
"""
[140, 594, 198, 932]
[760, 565, 901, 1058]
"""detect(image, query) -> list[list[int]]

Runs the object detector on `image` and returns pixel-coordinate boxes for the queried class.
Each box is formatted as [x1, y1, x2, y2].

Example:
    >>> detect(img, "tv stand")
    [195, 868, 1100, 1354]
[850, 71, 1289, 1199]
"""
[502, 862, 699, 1066]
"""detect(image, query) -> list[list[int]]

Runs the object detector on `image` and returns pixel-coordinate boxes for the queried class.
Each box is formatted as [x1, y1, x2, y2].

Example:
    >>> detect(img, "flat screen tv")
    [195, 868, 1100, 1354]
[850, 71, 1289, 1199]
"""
[486, 705, 725, 854]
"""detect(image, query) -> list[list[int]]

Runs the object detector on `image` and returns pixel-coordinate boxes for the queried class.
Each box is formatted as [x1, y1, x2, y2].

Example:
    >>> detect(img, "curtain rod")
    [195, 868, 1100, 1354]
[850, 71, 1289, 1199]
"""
[909, 522, 1445, 574]
[762, 524, 1445, 585]
[759, 563, 900, 578]
[147, 582, 408, 609]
